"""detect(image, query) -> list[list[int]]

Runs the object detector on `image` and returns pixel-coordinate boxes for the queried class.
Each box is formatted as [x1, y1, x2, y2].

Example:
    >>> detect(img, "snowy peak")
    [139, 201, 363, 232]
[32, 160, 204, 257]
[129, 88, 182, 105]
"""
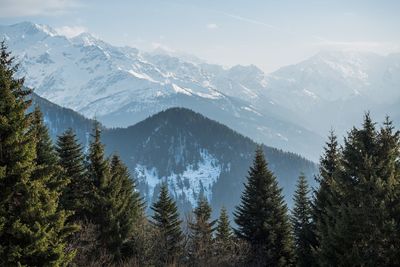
[268, 50, 400, 104]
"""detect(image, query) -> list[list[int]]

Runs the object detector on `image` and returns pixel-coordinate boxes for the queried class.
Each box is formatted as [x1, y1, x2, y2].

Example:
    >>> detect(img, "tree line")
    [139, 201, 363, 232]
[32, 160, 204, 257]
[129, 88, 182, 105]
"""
[1, 42, 400, 266]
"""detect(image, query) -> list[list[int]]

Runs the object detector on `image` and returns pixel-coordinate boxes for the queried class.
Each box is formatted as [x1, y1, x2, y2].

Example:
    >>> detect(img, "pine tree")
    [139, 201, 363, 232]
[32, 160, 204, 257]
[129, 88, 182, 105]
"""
[234, 146, 294, 266]
[151, 183, 183, 266]
[104, 154, 145, 260]
[85, 121, 112, 262]
[318, 113, 398, 266]
[312, 130, 341, 261]
[376, 117, 400, 265]
[0, 41, 75, 266]
[291, 174, 313, 267]
[31, 106, 58, 167]
[214, 206, 235, 266]
[216, 207, 232, 242]
[56, 128, 92, 222]
[188, 196, 215, 266]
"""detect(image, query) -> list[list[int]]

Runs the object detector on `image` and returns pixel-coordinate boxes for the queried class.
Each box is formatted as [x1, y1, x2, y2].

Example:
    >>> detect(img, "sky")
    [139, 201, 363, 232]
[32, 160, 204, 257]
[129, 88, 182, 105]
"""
[0, 0, 399, 73]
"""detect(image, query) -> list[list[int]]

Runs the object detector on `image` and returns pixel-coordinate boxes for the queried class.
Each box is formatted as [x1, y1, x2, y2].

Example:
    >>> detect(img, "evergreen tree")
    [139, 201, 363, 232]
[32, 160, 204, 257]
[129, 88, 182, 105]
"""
[56, 128, 92, 222]
[377, 117, 400, 265]
[312, 130, 341, 261]
[216, 206, 232, 242]
[0, 41, 75, 266]
[188, 196, 215, 266]
[214, 206, 236, 266]
[318, 114, 399, 266]
[151, 183, 183, 266]
[105, 154, 145, 260]
[234, 146, 294, 266]
[85, 121, 111, 261]
[31, 106, 58, 167]
[291, 174, 313, 267]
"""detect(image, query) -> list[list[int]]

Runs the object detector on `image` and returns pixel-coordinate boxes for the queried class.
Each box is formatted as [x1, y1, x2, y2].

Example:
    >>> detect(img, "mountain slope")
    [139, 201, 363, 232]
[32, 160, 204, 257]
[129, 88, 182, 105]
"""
[33, 94, 318, 216]
[264, 50, 400, 135]
[1, 21, 323, 160]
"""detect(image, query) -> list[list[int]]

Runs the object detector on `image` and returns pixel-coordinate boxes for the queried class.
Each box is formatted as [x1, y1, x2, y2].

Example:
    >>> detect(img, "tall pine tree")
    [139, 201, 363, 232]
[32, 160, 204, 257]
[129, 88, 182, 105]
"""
[291, 174, 313, 267]
[0, 41, 75, 266]
[56, 128, 92, 222]
[216, 206, 232, 242]
[151, 183, 183, 266]
[318, 114, 399, 266]
[377, 117, 400, 265]
[234, 146, 294, 266]
[188, 196, 215, 266]
[312, 130, 341, 262]
[104, 154, 145, 261]
[214, 206, 235, 266]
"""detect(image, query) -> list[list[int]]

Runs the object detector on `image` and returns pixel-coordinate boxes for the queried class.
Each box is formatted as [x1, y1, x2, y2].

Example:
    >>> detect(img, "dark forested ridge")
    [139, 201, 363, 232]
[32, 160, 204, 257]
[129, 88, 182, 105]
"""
[102, 108, 317, 214]
[33, 93, 317, 215]
[31, 92, 95, 147]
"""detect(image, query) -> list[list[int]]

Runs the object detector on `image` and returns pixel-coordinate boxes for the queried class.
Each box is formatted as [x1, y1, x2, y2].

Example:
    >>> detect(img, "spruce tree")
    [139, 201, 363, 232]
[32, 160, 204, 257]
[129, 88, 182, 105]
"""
[0, 41, 75, 266]
[234, 146, 294, 266]
[377, 117, 400, 265]
[86, 123, 145, 262]
[31, 106, 58, 167]
[318, 114, 398, 266]
[188, 196, 215, 266]
[214, 206, 235, 266]
[291, 174, 313, 267]
[216, 207, 232, 242]
[56, 128, 92, 222]
[312, 130, 340, 261]
[104, 154, 145, 260]
[151, 183, 183, 266]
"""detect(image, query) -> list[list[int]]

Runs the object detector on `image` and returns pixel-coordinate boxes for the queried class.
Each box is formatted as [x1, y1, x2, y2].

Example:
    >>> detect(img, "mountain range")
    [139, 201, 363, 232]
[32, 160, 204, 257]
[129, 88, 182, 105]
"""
[33, 93, 317, 216]
[1, 21, 322, 160]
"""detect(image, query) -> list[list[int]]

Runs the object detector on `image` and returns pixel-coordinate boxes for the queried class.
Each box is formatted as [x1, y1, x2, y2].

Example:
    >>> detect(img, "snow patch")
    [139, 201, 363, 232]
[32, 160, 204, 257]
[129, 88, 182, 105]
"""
[172, 84, 193, 96]
[134, 150, 221, 206]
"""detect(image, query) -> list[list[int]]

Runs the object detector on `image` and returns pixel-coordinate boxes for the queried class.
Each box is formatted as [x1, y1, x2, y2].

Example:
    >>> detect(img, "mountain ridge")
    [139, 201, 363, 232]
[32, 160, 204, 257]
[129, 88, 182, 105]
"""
[1, 21, 323, 160]
[33, 93, 318, 216]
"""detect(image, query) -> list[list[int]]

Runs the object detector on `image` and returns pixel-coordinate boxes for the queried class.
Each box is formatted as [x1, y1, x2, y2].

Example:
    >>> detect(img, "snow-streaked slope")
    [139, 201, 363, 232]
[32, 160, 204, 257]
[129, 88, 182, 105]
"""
[0, 21, 323, 160]
[265, 50, 400, 136]
[135, 149, 221, 207]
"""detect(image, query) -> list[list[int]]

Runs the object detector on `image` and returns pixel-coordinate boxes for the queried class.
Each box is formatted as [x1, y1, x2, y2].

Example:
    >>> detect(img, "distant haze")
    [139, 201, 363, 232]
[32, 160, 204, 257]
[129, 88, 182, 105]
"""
[0, 0, 399, 73]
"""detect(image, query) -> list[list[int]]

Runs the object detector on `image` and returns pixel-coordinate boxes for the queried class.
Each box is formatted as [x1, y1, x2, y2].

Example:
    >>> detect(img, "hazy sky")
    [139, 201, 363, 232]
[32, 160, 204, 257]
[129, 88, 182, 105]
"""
[0, 0, 399, 72]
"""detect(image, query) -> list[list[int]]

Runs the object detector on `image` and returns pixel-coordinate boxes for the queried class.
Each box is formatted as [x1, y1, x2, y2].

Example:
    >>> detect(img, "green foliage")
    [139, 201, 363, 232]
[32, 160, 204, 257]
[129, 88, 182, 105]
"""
[213, 207, 238, 266]
[234, 146, 294, 266]
[316, 114, 400, 266]
[312, 130, 340, 261]
[56, 128, 91, 222]
[106, 154, 145, 260]
[188, 196, 216, 266]
[0, 41, 75, 266]
[291, 174, 314, 267]
[151, 183, 183, 266]
[216, 206, 232, 242]
[85, 123, 146, 262]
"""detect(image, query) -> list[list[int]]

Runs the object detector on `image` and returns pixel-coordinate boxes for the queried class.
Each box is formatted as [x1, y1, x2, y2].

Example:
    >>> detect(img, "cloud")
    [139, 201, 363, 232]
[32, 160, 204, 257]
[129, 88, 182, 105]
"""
[55, 25, 87, 38]
[207, 23, 218, 30]
[0, 0, 81, 17]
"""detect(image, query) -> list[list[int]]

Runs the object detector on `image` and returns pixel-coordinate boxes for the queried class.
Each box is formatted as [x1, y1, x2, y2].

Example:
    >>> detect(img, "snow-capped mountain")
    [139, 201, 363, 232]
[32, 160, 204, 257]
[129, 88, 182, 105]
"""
[0, 21, 322, 160]
[3, 22, 399, 160]
[264, 50, 400, 136]
[33, 92, 317, 215]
